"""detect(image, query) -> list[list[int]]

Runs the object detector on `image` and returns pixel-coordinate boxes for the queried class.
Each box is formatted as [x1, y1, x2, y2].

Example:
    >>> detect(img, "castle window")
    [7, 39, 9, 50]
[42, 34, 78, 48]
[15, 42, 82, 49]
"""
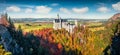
[61, 19, 67, 22]
[55, 19, 60, 23]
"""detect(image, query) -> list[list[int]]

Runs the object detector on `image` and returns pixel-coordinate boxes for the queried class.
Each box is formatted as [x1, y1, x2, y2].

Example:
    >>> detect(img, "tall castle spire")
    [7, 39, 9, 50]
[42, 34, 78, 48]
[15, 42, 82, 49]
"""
[57, 14, 59, 19]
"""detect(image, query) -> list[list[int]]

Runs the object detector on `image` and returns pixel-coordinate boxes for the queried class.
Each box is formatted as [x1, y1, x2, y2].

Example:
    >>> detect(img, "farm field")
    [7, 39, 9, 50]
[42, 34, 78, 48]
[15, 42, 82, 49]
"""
[89, 26, 105, 32]
[86, 22, 105, 32]
[14, 22, 53, 32]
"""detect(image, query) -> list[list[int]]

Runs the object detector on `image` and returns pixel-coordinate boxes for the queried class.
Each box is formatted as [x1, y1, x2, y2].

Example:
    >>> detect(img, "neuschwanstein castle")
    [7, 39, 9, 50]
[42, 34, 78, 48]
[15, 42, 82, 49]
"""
[53, 14, 78, 33]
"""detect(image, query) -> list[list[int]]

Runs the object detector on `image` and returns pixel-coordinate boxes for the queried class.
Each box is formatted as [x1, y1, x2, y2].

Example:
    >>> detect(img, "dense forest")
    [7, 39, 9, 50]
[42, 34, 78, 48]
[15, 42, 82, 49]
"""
[0, 15, 120, 55]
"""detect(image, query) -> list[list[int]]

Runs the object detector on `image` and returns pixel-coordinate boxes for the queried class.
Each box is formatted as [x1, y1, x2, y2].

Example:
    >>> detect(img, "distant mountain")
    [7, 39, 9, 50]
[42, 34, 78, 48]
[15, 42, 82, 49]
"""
[12, 18, 107, 23]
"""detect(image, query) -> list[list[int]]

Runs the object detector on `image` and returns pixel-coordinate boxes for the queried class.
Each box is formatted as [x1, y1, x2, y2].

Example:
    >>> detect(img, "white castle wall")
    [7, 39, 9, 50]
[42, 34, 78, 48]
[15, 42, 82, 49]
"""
[53, 19, 76, 33]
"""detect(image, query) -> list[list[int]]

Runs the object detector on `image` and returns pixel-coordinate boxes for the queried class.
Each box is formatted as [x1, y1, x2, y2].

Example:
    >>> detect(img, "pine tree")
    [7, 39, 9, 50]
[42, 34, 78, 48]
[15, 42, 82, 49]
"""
[8, 17, 14, 29]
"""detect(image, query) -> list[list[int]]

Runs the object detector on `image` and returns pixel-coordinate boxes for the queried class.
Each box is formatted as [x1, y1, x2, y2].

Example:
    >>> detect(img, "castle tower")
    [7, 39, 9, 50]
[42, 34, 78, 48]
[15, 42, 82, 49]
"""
[75, 20, 78, 26]
[60, 17, 62, 29]
[57, 14, 62, 29]
[57, 14, 59, 19]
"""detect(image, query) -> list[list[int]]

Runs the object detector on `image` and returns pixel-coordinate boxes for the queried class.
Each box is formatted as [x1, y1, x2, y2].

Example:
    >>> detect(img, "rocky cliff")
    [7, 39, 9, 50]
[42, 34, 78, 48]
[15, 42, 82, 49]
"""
[108, 13, 120, 22]
[0, 25, 23, 55]
[107, 13, 120, 27]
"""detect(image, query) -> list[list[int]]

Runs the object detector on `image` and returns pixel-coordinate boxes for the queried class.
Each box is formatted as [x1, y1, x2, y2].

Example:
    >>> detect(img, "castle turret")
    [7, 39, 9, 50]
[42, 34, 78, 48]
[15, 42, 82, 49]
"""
[57, 14, 59, 19]
[57, 14, 62, 28]
[75, 20, 78, 26]
[60, 17, 62, 29]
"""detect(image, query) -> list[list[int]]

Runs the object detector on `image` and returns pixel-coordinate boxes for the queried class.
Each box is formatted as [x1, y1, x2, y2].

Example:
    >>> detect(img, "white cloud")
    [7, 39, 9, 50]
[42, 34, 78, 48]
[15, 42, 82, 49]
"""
[6, 6, 21, 12]
[25, 8, 32, 13]
[97, 7, 110, 13]
[36, 6, 52, 14]
[112, 2, 120, 11]
[72, 7, 89, 14]
[51, 3, 59, 6]
[98, 3, 106, 6]
[60, 8, 71, 14]
[18, 5, 34, 8]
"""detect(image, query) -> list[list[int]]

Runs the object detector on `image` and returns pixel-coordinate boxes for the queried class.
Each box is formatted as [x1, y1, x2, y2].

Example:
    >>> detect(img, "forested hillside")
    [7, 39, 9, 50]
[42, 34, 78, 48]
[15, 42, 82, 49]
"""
[0, 13, 120, 55]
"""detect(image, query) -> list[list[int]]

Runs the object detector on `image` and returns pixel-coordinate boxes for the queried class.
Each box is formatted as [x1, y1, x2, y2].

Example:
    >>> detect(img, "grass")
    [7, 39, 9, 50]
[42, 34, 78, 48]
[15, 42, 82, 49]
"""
[89, 27, 105, 32]
[14, 22, 53, 32]
[86, 22, 105, 32]
[86, 22, 103, 27]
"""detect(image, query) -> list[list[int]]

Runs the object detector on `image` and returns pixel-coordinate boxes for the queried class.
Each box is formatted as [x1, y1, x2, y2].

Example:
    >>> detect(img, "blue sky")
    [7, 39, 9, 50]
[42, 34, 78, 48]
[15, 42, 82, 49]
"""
[0, 0, 120, 19]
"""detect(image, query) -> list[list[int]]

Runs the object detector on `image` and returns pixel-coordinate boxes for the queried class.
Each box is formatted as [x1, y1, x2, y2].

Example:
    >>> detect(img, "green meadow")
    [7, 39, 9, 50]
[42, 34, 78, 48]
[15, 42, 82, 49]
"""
[14, 22, 53, 32]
